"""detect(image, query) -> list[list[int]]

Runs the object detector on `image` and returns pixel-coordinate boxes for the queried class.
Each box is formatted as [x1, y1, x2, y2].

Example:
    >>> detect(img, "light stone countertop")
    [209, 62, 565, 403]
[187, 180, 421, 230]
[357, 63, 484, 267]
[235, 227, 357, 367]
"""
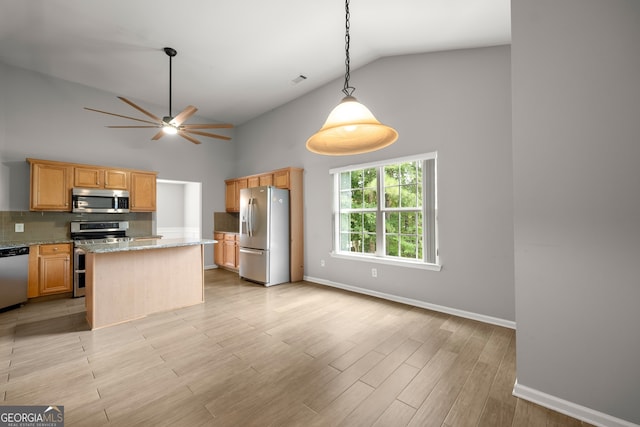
[75, 238, 216, 254]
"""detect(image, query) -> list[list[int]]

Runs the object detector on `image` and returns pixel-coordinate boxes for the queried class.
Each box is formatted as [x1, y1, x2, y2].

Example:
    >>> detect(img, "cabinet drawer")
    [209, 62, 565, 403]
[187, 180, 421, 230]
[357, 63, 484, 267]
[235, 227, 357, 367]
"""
[39, 244, 71, 255]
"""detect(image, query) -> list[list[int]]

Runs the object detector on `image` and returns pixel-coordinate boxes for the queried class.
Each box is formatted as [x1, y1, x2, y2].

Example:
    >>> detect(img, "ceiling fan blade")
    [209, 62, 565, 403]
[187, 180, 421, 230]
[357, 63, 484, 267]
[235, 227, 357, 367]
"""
[84, 107, 160, 125]
[106, 126, 160, 128]
[178, 131, 202, 145]
[180, 123, 234, 129]
[182, 129, 232, 141]
[151, 129, 165, 140]
[118, 96, 162, 122]
[171, 106, 198, 126]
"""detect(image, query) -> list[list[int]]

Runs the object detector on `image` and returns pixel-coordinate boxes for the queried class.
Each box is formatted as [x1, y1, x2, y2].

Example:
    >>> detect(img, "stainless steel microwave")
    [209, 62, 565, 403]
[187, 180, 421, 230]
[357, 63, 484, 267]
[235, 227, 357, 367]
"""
[72, 188, 130, 213]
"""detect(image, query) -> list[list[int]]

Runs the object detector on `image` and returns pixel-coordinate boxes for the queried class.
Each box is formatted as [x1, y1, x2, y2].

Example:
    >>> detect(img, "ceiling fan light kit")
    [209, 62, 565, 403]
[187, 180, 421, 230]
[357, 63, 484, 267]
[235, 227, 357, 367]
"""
[306, 0, 398, 156]
[85, 47, 233, 144]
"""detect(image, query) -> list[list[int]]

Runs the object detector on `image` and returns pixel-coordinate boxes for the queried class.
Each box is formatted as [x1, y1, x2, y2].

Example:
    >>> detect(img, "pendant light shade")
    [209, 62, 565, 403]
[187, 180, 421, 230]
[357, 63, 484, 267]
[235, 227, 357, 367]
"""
[306, 96, 398, 155]
[306, 0, 398, 156]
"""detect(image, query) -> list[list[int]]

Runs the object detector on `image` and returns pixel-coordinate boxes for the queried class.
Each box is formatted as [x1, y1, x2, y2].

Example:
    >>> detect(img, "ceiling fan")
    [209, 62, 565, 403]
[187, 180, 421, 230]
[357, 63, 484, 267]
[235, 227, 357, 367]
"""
[84, 47, 233, 145]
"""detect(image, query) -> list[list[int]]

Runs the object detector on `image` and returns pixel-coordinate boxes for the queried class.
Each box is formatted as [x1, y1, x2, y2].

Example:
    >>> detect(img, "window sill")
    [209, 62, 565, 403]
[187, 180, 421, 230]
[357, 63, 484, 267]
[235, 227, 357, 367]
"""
[330, 252, 442, 271]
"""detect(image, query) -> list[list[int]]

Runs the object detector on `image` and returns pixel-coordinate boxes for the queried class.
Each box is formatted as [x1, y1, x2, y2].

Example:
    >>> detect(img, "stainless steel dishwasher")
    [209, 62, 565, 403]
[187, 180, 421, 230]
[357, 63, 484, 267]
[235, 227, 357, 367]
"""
[0, 246, 29, 310]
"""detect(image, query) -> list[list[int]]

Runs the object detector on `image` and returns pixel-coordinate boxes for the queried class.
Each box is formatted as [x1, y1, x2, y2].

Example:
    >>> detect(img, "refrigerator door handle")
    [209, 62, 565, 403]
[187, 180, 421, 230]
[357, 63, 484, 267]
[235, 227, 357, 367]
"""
[240, 248, 264, 255]
[248, 197, 253, 237]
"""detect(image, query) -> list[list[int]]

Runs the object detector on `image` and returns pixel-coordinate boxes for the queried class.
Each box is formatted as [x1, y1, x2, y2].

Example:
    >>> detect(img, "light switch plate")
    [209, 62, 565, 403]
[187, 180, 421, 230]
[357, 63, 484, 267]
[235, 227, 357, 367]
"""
[15, 223, 24, 232]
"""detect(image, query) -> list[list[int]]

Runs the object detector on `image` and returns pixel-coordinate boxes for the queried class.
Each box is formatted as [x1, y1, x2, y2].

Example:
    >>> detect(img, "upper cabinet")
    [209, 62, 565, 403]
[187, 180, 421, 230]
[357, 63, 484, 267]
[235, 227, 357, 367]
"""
[225, 178, 247, 213]
[27, 158, 156, 212]
[29, 160, 72, 211]
[130, 171, 157, 212]
[74, 167, 129, 190]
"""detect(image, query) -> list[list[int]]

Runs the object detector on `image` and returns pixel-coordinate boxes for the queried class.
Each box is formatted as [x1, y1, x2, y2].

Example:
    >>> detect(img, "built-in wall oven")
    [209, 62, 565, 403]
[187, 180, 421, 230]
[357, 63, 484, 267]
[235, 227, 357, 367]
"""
[71, 220, 131, 297]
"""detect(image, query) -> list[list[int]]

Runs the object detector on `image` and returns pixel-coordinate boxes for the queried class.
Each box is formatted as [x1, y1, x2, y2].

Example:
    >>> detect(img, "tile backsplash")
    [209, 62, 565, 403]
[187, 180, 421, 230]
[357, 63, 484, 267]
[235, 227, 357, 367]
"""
[213, 211, 239, 233]
[0, 211, 153, 243]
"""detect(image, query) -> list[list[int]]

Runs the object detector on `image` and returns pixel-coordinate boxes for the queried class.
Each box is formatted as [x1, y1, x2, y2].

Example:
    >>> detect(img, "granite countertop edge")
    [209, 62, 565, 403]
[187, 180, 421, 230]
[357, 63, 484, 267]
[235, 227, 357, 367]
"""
[0, 238, 73, 250]
[76, 238, 216, 254]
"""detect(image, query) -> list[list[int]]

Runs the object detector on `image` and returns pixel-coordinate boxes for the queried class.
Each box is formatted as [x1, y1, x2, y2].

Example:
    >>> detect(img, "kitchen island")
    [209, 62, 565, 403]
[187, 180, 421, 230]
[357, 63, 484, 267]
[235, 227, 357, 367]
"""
[77, 238, 215, 330]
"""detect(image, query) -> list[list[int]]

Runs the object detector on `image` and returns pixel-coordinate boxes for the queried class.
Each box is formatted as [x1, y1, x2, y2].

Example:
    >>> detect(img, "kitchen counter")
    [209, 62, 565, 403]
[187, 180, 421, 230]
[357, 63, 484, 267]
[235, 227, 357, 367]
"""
[76, 237, 215, 253]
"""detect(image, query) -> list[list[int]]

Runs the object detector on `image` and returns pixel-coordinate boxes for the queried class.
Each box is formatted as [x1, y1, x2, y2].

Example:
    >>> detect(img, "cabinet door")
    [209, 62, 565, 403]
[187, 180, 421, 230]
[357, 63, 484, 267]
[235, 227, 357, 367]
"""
[131, 172, 157, 211]
[247, 176, 260, 188]
[74, 167, 102, 188]
[259, 174, 273, 187]
[214, 233, 224, 266]
[30, 162, 72, 211]
[38, 244, 72, 295]
[274, 170, 290, 189]
[235, 179, 247, 212]
[104, 169, 129, 190]
[225, 180, 236, 212]
[223, 239, 236, 268]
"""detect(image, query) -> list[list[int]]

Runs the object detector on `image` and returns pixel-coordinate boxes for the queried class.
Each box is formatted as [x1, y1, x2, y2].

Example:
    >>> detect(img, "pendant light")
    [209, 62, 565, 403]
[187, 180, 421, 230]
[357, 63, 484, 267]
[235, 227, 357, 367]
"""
[306, 0, 398, 156]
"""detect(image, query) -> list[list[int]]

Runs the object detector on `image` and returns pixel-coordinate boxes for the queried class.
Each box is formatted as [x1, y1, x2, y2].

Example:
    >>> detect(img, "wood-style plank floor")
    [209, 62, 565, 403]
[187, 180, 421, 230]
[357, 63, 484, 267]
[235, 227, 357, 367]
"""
[1, 269, 593, 426]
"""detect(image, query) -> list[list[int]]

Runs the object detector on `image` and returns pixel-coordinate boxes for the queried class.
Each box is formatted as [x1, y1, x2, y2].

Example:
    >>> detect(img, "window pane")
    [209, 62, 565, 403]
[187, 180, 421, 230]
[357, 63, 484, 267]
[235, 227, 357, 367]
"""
[400, 212, 417, 234]
[400, 235, 417, 258]
[340, 233, 351, 252]
[364, 188, 377, 208]
[385, 186, 399, 208]
[400, 162, 417, 185]
[385, 212, 399, 233]
[400, 184, 418, 207]
[350, 213, 362, 232]
[363, 213, 376, 233]
[340, 213, 350, 232]
[340, 172, 352, 189]
[363, 233, 376, 254]
[340, 190, 352, 209]
[386, 235, 398, 256]
[352, 189, 363, 208]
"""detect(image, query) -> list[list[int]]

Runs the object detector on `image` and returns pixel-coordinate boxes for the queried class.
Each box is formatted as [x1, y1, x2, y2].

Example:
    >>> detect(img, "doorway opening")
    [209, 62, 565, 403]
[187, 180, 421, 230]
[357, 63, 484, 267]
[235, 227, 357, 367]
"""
[156, 179, 202, 239]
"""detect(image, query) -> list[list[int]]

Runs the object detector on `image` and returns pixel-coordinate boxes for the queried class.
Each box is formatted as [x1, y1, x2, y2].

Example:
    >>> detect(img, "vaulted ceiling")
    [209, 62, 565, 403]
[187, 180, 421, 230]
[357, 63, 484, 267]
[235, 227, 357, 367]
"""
[0, 0, 510, 125]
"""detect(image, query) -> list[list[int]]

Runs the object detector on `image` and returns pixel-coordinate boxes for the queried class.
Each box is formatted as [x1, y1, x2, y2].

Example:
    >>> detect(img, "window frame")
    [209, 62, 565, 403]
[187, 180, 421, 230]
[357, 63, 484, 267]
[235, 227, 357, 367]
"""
[330, 152, 441, 271]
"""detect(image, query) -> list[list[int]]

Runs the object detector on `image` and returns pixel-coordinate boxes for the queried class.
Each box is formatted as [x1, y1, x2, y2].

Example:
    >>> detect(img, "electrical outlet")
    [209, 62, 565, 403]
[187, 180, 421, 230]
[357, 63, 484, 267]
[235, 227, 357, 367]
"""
[371, 268, 377, 278]
[15, 223, 24, 233]
[320, 259, 325, 267]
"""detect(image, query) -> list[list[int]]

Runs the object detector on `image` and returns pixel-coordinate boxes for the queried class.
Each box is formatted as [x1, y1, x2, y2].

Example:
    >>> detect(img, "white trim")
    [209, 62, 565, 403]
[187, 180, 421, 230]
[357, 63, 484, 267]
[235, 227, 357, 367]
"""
[329, 151, 437, 174]
[331, 251, 442, 271]
[513, 380, 639, 427]
[303, 275, 515, 329]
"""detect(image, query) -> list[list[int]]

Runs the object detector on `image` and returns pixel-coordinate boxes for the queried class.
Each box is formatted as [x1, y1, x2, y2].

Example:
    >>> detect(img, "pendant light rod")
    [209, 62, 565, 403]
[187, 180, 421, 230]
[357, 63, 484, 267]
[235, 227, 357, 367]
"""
[164, 47, 177, 118]
[342, 0, 355, 97]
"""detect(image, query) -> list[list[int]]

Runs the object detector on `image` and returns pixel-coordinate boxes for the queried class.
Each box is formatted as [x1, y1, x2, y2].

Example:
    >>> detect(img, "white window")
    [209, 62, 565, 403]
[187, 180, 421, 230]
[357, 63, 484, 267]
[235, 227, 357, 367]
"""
[330, 153, 439, 270]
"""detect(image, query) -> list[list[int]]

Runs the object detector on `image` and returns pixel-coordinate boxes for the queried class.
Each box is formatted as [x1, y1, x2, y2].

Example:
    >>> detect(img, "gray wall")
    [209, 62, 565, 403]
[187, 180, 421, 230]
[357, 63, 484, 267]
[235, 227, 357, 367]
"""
[512, 0, 640, 424]
[235, 45, 515, 323]
[0, 61, 236, 265]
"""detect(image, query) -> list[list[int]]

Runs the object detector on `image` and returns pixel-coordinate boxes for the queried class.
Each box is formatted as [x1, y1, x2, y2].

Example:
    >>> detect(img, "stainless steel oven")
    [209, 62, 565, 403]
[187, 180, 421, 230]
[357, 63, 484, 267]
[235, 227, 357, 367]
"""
[71, 220, 130, 297]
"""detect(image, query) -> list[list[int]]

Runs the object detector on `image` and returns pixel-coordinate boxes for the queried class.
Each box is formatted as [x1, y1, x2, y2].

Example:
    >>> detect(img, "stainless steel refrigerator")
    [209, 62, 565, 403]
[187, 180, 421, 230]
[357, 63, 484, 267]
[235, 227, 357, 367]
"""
[239, 186, 290, 286]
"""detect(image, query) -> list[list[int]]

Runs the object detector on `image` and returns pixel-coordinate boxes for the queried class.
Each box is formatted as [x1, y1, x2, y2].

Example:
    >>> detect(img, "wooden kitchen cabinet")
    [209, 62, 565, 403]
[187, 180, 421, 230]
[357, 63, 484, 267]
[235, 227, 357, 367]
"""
[130, 171, 157, 211]
[247, 173, 273, 189]
[29, 160, 72, 211]
[28, 243, 72, 297]
[274, 169, 290, 189]
[27, 158, 156, 212]
[214, 232, 224, 266]
[74, 167, 129, 190]
[223, 233, 239, 270]
[225, 178, 247, 213]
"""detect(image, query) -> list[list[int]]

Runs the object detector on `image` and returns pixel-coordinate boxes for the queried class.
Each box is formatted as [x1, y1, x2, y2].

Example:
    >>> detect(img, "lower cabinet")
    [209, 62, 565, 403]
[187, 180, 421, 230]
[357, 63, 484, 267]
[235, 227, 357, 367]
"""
[223, 233, 238, 270]
[214, 233, 224, 267]
[214, 232, 239, 271]
[28, 243, 72, 297]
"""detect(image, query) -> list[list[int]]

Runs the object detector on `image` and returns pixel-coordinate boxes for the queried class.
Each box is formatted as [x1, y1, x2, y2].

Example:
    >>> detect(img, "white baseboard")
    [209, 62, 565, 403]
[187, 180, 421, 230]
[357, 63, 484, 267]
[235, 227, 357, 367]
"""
[513, 380, 639, 427]
[303, 275, 516, 329]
